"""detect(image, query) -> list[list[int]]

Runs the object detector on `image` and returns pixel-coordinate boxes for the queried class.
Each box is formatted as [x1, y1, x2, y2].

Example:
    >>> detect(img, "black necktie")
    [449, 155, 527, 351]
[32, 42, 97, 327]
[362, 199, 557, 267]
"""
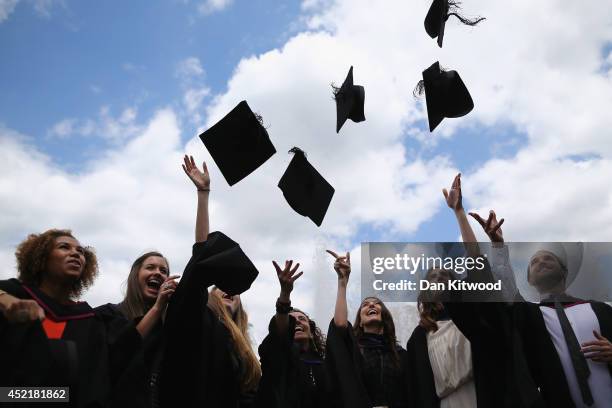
[554, 301, 594, 406]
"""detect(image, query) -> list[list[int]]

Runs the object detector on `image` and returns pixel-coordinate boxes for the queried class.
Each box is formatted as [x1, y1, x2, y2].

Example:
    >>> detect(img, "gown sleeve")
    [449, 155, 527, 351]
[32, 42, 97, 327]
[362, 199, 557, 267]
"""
[325, 320, 370, 408]
[255, 315, 297, 408]
[0, 279, 55, 387]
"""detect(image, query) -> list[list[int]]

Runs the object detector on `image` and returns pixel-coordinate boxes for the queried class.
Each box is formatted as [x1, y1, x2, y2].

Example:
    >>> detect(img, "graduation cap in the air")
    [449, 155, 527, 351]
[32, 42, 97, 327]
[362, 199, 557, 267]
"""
[334, 66, 365, 133]
[278, 148, 335, 227]
[424, 0, 486, 48]
[421, 61, 474, 132]
[199, 100, 276, 186]
[190, 231, 260, 295]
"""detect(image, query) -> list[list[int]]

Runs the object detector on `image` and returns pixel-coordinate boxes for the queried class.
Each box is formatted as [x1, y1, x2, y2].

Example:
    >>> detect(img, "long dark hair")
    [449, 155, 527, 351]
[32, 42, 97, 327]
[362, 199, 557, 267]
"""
[291, 307, 326, 359]
[119, 251, 169, 321]
[353, 297, 400, 365]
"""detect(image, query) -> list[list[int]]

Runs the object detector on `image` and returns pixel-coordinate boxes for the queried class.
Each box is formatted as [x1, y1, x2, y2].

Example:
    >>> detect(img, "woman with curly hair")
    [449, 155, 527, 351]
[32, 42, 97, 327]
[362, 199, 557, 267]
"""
[256, 259, 335, 408]
[325, 250, 410, 408]
[0, 229, 141, 408]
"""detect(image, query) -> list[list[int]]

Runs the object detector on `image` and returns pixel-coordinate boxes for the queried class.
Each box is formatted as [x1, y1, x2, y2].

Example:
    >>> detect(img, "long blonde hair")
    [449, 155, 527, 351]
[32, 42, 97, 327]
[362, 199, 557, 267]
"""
[208, 287, 261, 392]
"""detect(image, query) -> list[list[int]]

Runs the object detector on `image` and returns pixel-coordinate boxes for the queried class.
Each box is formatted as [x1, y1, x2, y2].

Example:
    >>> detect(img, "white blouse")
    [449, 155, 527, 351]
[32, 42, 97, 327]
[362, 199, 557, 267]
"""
[427, 320, 477, 408]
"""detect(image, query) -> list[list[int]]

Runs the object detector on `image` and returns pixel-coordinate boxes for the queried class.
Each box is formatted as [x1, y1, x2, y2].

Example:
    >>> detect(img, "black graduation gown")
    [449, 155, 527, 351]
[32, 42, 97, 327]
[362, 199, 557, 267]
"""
[326, 321, 410, 408]
[433, 301, 535, 408]
[256, 315, 336, 408]
[158, 233, 259, 408]
[512, 300, 612, 408]
[0, 278, 141, 408]
[94, 303, 164, 408]
[439, 257, 544, 408]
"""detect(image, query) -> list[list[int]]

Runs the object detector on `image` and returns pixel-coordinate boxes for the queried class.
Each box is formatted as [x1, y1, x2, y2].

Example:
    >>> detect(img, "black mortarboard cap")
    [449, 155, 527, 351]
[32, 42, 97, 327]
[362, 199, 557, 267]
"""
[422, 61, 474, 132]
[425, 0, 485, 48]
[334, 66, 365, 133]
[199, 100, 276, 186]
[425, 0, 449, 47]
[191, 231, 259, 295]
[278, 148, 335, 226]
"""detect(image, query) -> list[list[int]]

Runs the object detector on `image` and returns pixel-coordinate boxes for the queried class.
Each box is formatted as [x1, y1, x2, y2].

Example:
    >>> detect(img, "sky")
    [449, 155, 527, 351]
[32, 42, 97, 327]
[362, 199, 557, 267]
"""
[1, 0, 611, 345]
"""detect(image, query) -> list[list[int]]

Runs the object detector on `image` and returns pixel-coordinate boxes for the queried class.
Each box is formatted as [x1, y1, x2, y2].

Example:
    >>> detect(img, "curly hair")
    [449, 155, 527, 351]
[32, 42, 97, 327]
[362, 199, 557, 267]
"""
[15, 229, 98, 299]
[290, 307, 326, 359]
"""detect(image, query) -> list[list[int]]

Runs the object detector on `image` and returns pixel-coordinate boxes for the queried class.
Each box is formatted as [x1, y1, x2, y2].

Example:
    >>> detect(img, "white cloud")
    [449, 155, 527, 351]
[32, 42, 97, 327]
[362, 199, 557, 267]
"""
[183, 87, 210, 124]
[197, 0, 232, 15]
[0, 0, 66, 23]
[175, 57, 210, 124]
[0, 0, 19, 22]
[31, 0, 64, 18]
[47, 106, 142, 144]
[175, 57, 205, 81]
[4, 0, 612, 343]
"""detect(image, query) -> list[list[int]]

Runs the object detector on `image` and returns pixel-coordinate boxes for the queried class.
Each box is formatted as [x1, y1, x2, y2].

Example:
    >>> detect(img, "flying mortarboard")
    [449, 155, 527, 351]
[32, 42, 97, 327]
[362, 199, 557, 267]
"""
[190, 231, 260, 295]
[422, 61, 474, 132]
[278, 148, 335, 227]
[425, 0, 449, 47]
[334, 66, 365, 133]
[424, 0, 485, 48]
[199, 100, 276, 186]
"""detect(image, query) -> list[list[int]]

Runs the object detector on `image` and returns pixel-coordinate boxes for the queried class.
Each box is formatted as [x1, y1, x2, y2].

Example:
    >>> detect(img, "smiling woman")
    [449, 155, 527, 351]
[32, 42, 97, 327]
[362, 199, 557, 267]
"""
[326, 249, 410, 408]
[0, 229, 141, 408]
[256, 259, 335, 408]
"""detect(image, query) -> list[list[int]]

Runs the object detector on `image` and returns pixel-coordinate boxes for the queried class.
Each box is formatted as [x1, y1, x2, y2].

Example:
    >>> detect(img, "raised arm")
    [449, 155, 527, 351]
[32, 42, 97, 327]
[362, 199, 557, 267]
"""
[327, 250, 351, 328]
[272, 260, 303, 335]
[443, 173, 479, 257]
[182, 155, 210, 243]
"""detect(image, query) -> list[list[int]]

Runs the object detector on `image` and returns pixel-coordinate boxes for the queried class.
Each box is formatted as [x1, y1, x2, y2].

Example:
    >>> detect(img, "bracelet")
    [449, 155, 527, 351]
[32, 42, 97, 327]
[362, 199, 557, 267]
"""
[198, 188, 210, 192]
[275, 298, 292, 314]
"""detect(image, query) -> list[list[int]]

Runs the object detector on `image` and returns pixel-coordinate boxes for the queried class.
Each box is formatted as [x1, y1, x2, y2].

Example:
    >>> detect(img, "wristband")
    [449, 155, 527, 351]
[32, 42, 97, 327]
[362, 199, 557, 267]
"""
[275, 298, 292, 314]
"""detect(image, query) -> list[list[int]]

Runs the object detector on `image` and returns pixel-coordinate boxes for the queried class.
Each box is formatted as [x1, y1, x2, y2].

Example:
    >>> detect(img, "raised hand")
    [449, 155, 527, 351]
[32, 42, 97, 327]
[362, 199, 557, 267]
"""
[442, 173, 463, 211]
[582, 331, 612, 363]
[326, 250, 351, 285]
[273, 260, 303, 297]
[182, 154, 210, 191]
[469, 210, 505, 243]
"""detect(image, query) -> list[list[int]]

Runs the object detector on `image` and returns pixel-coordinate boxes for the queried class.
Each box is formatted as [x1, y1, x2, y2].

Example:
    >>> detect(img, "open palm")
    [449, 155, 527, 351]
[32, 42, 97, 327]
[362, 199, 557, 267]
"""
[182, 154, 210, 191]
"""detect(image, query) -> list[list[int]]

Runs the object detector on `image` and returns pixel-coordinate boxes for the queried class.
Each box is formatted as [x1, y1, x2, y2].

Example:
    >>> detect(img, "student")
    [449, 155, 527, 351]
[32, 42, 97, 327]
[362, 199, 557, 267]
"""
[406, 173, 510, 408]
[407, 267, 477, 408]
[92, 154, 204, 407]
[0, 229, 141, 408]
[157, 156, 261, 407]
[468, 209, 612, 408]
[326, 250, 410, 408]
[256, 259, 335, 408]
[95, 251, 178, 408]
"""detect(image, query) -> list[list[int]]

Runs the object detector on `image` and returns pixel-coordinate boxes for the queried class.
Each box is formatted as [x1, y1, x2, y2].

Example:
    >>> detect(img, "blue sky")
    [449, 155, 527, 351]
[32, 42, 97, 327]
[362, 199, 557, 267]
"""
[1, 0, 307, 168]
[1, 0, 524, 239]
